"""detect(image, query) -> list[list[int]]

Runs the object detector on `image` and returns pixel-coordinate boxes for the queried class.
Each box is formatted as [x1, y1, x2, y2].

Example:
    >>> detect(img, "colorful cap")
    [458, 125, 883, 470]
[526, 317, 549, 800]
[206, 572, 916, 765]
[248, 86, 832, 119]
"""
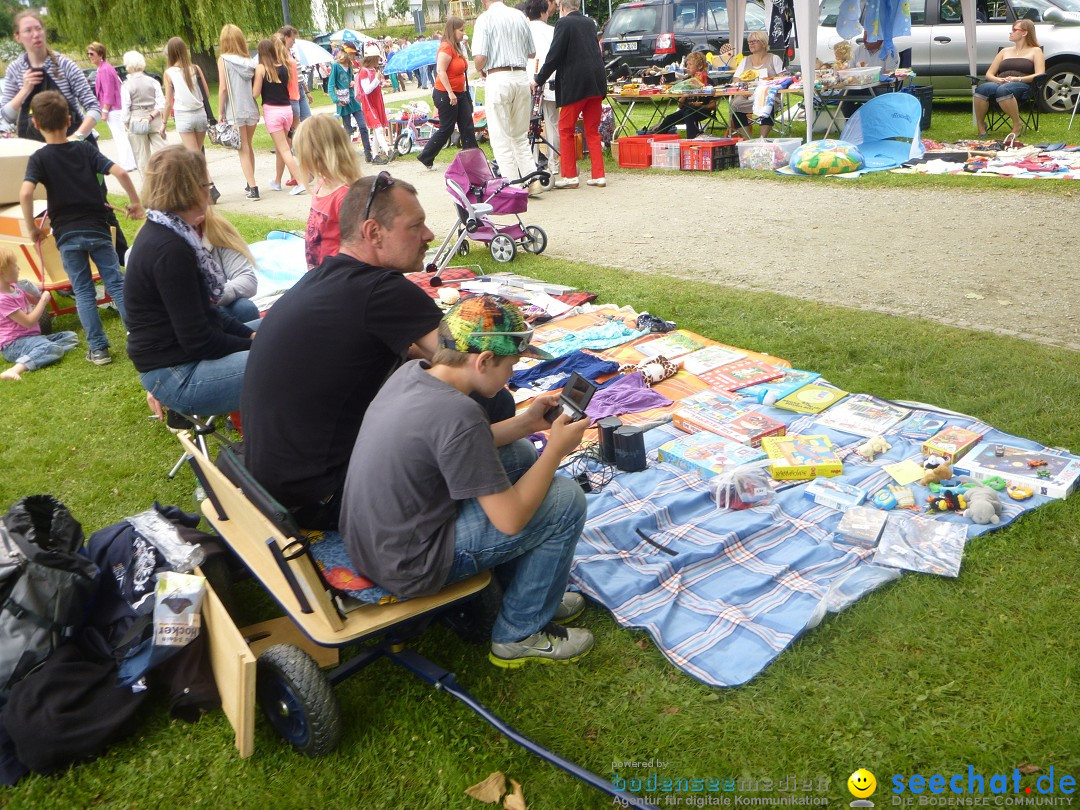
[439, 295, 551, 359]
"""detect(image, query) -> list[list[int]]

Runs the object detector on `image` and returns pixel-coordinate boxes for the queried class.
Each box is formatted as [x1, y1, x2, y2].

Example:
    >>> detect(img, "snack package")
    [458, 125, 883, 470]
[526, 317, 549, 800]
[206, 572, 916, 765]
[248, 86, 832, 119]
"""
[153, 571, 206, 649]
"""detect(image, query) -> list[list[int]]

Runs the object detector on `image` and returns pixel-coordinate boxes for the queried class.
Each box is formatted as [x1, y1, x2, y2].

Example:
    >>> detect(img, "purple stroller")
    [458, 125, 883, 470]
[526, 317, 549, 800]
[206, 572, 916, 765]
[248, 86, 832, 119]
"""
[426, 149, 548, 282]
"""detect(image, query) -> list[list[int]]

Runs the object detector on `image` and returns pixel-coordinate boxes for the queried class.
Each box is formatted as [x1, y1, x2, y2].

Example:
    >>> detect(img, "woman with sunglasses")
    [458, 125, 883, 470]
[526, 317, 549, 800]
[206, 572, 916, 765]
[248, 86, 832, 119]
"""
[974, 19, 1044, 137]
[87, 42, 137, 172]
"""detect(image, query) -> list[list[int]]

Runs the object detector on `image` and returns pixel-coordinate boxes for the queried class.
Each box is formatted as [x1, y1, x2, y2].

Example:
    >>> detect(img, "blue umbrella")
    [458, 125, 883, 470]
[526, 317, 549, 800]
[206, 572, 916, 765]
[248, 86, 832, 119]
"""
[383, 40, 440, 75]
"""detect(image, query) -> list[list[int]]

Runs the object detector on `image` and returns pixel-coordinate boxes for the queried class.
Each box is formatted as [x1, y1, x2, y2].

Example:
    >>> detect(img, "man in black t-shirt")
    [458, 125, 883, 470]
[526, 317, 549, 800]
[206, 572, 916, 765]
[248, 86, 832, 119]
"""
[241, 175, 443, 529]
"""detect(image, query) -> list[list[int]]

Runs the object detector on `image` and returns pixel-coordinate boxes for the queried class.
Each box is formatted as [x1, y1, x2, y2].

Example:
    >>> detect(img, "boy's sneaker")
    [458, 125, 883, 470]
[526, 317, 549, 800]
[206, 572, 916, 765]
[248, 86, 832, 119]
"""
[246, 186, 260, 201]
[553, 591, 586, 624]
[86, 347, 112, 365]
[489, 622, 594, 669]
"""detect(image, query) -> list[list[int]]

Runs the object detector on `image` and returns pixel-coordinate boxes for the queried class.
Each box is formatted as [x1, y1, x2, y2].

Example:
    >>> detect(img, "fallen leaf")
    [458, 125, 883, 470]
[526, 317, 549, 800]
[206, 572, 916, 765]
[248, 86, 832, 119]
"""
[635, 638, 650, 650]
[466, 772, 506, 804]
[1018, 763, 1041, 775]
[964, 293, 985, 300]
[662, 706, 680, 715]
[503, 779, 527, 810]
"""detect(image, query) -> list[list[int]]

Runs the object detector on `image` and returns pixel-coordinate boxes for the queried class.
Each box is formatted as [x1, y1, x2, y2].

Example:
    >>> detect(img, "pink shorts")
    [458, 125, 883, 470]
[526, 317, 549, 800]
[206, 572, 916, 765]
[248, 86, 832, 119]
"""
[263, 104, 294, 134]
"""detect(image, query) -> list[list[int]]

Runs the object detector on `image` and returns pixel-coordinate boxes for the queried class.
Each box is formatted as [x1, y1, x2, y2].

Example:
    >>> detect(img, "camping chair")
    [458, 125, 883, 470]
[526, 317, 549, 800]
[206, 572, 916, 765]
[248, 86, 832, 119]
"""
[177, 432, 653, 808]
[970, 73, 1047, 134]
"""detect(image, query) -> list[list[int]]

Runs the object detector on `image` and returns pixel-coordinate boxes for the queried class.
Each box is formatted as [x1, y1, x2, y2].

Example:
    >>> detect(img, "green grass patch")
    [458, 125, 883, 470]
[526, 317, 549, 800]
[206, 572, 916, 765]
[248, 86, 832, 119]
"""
[2, 212, 1077, 808]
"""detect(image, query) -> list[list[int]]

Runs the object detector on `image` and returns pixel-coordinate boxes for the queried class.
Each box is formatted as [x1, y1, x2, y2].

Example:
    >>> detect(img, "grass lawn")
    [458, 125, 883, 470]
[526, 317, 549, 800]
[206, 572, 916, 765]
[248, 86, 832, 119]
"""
[2, 205, 1077, 808]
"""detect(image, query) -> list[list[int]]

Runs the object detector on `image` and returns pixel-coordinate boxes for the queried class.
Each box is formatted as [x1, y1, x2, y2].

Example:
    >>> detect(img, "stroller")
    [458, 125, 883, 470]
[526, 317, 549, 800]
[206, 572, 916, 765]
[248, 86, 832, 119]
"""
[426, 149, 548, 281]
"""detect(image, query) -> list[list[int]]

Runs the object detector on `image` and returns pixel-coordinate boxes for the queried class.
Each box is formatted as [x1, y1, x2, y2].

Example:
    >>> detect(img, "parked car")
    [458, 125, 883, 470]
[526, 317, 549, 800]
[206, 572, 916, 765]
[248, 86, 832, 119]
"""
[601, 0, 769, 69]
[815, 0, 1080, 112]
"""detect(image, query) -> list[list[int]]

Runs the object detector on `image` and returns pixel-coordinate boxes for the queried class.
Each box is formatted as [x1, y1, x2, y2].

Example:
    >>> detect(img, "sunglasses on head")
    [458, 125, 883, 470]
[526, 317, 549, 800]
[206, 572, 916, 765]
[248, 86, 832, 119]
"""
[364, 171, 394, 222]
[453, 329, 535, 354]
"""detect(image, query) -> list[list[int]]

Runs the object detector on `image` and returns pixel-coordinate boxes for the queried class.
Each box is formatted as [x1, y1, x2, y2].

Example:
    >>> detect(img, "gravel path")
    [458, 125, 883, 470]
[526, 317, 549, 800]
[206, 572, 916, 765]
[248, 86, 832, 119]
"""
[104, 114, 1080, 352]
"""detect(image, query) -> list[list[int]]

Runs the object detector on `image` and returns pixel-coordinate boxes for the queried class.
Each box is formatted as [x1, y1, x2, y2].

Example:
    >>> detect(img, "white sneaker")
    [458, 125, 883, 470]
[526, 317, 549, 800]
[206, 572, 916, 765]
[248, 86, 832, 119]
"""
[289, 184, 307, 196]
[268, 182, 284, 192]
[587, 178, 607, 187]
[553, 177, 579, 189]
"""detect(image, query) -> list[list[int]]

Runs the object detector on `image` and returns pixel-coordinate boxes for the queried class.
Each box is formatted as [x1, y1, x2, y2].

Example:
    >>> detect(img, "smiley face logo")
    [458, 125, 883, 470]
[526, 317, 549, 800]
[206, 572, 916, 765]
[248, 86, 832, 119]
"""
[848, 769, 877, 799]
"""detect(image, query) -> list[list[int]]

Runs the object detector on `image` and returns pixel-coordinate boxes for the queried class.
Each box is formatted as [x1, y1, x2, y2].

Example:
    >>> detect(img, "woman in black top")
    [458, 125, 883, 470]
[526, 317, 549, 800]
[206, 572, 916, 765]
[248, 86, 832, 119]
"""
[253, 38, 305, 194]
[125, 146, 256, 416]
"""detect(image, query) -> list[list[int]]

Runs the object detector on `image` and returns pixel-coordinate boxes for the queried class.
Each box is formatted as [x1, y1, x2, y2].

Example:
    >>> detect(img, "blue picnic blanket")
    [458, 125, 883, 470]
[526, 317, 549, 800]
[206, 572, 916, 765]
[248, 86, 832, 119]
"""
[569, 402, 1070, 687]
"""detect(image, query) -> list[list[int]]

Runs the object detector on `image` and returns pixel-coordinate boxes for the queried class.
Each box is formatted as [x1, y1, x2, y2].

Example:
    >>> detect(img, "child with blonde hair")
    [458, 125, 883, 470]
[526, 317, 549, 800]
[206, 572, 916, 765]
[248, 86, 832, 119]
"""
[1, 247, 79, 380]
[254, 38, 306, 195]
[294, 115, 364, 270]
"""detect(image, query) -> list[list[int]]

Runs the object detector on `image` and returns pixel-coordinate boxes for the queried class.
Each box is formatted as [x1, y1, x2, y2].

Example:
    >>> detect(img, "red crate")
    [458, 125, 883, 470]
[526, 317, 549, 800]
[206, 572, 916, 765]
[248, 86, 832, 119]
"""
[617, 133, 680, 168]
[679, 138, 740, 171]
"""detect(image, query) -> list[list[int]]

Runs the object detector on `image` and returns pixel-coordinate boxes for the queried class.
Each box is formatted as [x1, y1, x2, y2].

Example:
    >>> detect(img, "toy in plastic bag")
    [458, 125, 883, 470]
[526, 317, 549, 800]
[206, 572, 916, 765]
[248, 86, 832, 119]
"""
[873, 513, 967, 577]
[708, 459, 776, 510]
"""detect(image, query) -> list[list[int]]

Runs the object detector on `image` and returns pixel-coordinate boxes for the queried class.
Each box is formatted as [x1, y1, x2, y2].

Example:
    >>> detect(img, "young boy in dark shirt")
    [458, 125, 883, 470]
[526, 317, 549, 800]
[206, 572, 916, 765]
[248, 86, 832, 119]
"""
[20, 90, 143, 365]
[341, 295, 595, 668]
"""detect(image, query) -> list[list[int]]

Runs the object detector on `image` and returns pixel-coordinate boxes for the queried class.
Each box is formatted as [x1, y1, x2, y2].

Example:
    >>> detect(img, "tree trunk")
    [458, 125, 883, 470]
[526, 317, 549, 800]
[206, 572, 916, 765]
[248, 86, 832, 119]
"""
[193, 49, 219, 84]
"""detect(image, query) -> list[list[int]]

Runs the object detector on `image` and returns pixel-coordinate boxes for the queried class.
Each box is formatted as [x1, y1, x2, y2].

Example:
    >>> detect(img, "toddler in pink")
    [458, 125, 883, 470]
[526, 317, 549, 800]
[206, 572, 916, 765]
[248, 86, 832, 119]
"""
[0, 247, 79, 381]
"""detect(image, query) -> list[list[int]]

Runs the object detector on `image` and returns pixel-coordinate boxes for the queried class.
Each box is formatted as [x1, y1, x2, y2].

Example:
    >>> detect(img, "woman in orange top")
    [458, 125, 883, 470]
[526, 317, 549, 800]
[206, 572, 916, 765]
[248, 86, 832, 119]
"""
[416, 17, 476, 169]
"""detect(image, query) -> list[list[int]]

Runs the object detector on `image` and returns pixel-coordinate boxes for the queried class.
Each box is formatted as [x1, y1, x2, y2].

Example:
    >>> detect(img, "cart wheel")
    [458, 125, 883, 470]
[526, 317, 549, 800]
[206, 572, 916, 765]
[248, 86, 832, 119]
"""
[395, 132, 413, 156]
[522, 225, 548, 255]
[38, 311, 53, 335]
[442, 576, 504, 644]
[256, 644, 342, 757]
[489, 234, 516, 263]
[457, 241, 471, 258]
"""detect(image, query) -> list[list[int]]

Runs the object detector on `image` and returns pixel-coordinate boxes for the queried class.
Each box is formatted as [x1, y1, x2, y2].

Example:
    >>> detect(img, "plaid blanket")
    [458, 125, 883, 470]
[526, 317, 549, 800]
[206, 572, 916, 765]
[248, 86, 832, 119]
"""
[569, 403, 1059, 687]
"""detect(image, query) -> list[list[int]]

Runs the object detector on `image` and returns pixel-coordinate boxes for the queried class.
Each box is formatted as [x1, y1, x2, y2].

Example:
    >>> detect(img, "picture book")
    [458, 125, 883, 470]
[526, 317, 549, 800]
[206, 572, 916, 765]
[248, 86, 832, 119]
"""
[709, 408, 787, 448]
[814, 395, 911, 438]
[761, 434, 843, 481]
[897, 410, 949, 442]
[954, 442, 1080, 499]
[922, 425, 983, 464]
[699, 359, 785, 392]
[671, 390, 743, 435]
[738, 369, 822, 403]
[805, 478, 866, 511]
[634, 331, 706, 360]
[679, 345, 747, 375]
[772, 383, 849, 415]
[657, 431, 767, 480]
[834, 506, 888, 548]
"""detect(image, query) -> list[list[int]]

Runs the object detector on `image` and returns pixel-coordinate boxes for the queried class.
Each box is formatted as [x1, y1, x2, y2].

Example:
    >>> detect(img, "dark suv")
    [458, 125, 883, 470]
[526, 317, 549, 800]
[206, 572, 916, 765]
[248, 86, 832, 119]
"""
[601, 0, 769, 69]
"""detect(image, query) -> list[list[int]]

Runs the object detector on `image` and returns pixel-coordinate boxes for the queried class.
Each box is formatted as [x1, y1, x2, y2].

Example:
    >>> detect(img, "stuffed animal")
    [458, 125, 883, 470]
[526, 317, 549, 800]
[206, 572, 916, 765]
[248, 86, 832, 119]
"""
[963, 485, 1003, 524]
[618, 355, 678, 387]
[920, 463, 954, 487]
[855, 435, 891, 461]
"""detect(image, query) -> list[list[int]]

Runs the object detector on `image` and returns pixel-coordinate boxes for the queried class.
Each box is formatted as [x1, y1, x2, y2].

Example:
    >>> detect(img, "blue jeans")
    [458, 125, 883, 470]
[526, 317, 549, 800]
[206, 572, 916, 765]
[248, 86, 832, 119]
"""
[298, 92, 311, 121]
[140, 351, 249, 415]
[56, 230, 126, 351]
[219, 297, 259, 323]
[2, 331, 79, 370]
[446, 439, 587, 643]
[974, 81, 1031, 103]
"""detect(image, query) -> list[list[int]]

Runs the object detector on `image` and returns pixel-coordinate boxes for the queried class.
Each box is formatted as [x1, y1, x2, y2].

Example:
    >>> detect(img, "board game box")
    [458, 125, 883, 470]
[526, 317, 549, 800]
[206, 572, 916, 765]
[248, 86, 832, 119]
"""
[710, 408, 787, 447]
[922, 425, 983, 464]
[699, 359, 785, 392]
[954, 442, 1080, 499]
[760, 434, 843, 481]
[834, 505, 888, 547]
[805, 478, 866, 511]
[656, 431, 767, 480]
[814, 395, 911, 438]
[772, 383, 849, 415]
[671, 390, 743, 435]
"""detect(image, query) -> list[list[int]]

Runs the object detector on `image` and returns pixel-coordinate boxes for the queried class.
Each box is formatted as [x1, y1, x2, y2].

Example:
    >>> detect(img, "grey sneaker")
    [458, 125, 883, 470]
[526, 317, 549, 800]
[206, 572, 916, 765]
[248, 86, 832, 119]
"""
[86, 347, 112, 365]
[489, 622, 594, 669]
[553, 591, 586, 624]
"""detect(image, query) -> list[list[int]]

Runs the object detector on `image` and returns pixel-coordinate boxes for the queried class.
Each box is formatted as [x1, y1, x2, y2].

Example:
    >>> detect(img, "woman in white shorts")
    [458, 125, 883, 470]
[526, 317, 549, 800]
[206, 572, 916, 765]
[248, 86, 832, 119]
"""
[218, 24, 261, 200]
[162, 37, 217, 201]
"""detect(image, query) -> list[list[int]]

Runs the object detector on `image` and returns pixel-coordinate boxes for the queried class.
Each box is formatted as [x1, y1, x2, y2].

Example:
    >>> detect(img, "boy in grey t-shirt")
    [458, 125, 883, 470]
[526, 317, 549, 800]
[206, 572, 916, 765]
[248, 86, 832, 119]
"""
[341, 295, 594, 668]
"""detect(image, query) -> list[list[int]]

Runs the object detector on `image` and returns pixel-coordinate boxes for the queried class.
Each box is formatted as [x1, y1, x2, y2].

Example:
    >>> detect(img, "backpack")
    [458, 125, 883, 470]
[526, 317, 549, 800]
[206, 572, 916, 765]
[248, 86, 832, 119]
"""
[0, 496, 99, 707]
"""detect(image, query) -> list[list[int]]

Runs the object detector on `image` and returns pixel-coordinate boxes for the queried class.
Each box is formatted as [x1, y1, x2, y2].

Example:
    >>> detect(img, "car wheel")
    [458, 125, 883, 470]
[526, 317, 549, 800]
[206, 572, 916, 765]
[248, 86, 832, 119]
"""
[1040, 62, 1080, 113]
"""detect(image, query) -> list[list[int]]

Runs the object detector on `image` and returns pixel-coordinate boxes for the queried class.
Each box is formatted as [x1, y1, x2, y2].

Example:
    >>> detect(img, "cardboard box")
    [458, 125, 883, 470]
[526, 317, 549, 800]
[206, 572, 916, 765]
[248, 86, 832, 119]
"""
[761, 434, 843, 481]
[0, 201, 47, 238]
[0, 138, 48, 205]
[954, 442, 1080, 500]
[657, 431, 766, 480]
[922, 425, 983, 464]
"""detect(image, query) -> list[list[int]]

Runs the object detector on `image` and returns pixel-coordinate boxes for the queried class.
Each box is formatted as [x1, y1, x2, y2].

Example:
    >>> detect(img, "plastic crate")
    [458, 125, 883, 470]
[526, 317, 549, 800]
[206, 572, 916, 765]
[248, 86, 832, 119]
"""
[679, 138, 740, 171]
[651, 140, 682, 170]
[617, 133, 680, 168]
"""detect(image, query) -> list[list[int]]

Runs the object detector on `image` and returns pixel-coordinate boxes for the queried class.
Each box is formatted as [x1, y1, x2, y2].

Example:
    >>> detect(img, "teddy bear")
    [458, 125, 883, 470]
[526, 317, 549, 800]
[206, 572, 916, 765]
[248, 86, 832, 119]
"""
[855, 435, 891, 461]
[963, 485, 1003, 524]
[919, 462, 955, 487]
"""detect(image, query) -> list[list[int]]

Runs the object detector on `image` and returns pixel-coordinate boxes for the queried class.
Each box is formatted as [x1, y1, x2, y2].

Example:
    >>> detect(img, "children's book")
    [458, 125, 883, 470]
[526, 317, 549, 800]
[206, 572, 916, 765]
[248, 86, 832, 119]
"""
[699, 359, 785, 392]
[709, 408, 787, 448]
[656, 431, 766, 480]
[738, 369, 822, 403]
[634, 331, 705, 360]
[671, 390, 743, 435]
[954, 442, 1080, 500]
[814, 395, 911, 438]
[761, 434, 843, 480]
[897, 411, 949, 442]
[772, 383, 849, 415]
[679, 345, 747, 375]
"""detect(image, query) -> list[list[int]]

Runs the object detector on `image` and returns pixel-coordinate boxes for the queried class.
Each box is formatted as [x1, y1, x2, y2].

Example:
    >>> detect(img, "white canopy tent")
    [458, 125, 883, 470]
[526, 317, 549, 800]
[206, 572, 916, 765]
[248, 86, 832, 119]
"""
[723, 0, 980, 142]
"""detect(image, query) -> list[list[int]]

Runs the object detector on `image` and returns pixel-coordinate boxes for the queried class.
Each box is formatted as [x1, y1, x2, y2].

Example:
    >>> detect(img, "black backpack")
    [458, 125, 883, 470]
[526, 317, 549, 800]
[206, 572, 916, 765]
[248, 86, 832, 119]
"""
[0, 496, 99, 706]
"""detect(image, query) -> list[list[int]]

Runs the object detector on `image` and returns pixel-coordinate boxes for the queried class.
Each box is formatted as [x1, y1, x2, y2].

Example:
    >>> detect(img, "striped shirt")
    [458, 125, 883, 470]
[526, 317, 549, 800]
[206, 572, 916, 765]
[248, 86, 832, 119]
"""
[1, 51, 101, 126]
[471, 1, 535, 70]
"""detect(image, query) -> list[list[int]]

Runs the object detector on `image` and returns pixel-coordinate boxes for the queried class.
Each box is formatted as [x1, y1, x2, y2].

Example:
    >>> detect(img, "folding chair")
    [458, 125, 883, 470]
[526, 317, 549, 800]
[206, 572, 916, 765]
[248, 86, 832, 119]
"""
[179, 432, 653, 808]
[971, 73, 1047, 134]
